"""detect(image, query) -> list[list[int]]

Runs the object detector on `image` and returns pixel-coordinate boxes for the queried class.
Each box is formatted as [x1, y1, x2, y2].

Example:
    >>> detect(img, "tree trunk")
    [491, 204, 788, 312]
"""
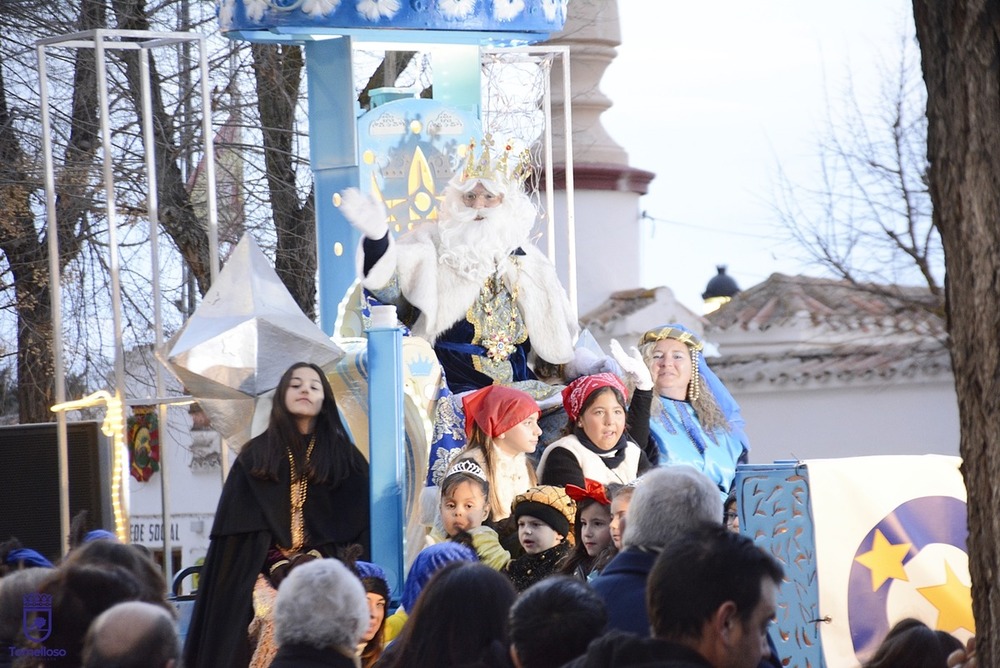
[912, 0, 1000, 661]
[0, 0, 104, 423]
[252, 43, 316, 319]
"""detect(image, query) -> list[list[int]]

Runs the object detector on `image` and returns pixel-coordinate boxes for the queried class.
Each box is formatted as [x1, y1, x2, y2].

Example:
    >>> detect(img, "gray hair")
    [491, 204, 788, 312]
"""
[622, 467, 723, 549]
[274, 558, 369, 650]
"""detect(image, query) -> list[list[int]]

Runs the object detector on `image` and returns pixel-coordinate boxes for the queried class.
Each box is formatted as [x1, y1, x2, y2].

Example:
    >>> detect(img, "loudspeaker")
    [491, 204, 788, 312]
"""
[0, 421, 112, 563]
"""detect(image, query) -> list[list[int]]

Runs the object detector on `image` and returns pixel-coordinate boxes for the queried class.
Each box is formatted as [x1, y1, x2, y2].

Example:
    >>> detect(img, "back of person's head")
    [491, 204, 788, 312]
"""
[400, 541, 477, 612]
[61, 540, 171, 612]
[273, 558, 369, 651]
[623, 467, 723, 549]
[40, 563, 144, 666]
[81, 601, 180, 668]
[0, 568, 53, 643]
[647, 522, 783, 642]
[509, 576, 607, 668]
[385, 561, 517, 668]
[864, 618, 963, 668]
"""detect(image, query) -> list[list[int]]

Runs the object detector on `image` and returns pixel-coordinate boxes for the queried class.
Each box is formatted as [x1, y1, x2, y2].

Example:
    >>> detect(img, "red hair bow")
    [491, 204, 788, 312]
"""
[564, 478, 610, 506]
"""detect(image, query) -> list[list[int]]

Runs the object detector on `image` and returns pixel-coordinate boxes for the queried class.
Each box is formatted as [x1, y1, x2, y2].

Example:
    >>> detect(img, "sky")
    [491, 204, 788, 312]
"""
[600, 0, 918, 312]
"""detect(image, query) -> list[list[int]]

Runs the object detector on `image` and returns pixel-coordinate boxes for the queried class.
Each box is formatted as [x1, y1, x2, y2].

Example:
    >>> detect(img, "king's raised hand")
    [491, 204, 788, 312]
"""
[337, 188, 389, 240]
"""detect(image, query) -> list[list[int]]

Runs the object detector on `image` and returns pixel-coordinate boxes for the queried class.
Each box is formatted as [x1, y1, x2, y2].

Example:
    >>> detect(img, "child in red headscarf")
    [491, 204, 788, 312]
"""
[449, 385, 543, 524]
[537, 373, 651, 488]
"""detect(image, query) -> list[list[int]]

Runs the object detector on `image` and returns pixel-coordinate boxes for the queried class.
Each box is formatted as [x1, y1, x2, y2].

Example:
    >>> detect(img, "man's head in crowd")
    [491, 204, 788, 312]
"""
[273, 558, 369, 653]
[82, 601, 180, 668]
[623, 466, 723, 549]
[647, 522, 783, 668]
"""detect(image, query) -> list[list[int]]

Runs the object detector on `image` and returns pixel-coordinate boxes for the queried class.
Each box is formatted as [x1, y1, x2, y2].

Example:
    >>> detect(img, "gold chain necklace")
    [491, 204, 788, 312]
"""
[281, 434, 316, 555]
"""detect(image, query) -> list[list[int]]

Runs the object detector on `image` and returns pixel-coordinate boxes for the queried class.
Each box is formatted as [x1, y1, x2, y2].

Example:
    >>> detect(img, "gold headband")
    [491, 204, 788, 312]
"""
[639, 326, 705, 352]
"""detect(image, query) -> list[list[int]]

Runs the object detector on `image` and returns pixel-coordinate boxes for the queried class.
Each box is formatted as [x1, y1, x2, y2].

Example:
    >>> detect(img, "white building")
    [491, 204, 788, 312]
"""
[703, 273, 957, 464]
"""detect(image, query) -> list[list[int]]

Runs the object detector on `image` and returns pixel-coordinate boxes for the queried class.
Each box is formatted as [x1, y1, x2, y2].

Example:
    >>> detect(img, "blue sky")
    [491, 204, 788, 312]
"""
[601, 0, 917, 311]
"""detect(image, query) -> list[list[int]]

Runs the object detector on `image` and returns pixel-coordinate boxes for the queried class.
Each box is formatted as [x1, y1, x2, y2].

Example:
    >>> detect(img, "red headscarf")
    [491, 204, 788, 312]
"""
[561, 372, 628, 423]
[461, 385, 540, 439]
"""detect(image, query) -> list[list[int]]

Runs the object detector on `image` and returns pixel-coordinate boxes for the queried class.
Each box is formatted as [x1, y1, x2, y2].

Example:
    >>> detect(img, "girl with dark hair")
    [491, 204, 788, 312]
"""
[355, 561, 390, 668]
[558, 479, 615, 582]
[537, 373, 650, 488]
[185, 362, 370, 668]
[377, 561, 517, 668]
[864, 618, 963, 668]
[429, 461, 512, 570]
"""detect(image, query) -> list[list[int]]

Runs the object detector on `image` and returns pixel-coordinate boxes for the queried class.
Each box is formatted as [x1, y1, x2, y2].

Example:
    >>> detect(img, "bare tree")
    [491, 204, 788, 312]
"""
[0, 0, 425, 423]
[773, 29, 942, 310]
[913, 1, 1000, 663]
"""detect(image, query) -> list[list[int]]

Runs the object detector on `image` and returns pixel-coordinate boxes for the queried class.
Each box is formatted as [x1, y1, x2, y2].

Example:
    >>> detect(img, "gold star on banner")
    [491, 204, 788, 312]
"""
[854, 529, 911, 591]
[918, 562, 975, 634]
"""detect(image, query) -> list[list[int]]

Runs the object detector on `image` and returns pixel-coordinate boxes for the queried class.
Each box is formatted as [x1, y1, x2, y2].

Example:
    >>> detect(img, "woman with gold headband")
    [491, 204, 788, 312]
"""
[613, 324, 749, 498]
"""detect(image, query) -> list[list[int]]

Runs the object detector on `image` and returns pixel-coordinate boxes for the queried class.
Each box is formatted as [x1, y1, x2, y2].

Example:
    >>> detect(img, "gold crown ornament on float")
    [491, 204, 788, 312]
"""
[457, 134, 533, 191]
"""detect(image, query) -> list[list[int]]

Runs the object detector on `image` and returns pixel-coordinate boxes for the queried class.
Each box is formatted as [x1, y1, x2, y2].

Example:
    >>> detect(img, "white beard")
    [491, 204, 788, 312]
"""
[437, 190, 535, 280]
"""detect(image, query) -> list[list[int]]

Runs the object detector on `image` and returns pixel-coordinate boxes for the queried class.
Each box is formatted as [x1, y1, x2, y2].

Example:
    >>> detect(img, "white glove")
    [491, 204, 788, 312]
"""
[337, 188, 389, 240]
[610, 339, 653, 391]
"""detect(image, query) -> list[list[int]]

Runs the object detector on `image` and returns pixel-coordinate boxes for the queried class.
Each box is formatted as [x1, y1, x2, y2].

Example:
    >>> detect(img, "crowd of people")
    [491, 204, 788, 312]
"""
[0, 137, 977, 667]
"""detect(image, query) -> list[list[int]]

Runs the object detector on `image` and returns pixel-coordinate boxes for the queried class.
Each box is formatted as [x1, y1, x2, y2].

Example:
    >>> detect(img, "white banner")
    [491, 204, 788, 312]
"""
[806, 455, 971, 666]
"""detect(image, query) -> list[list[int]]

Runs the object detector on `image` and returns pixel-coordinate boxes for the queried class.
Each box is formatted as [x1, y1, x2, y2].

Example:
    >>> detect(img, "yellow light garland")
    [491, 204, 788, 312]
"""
[51, 390, 129, 543]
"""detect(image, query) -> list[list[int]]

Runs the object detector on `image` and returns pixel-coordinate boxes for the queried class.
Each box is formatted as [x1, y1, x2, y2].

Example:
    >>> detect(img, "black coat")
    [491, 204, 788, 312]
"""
[270, 643, 359, 668]
[183, 434, 370, 668]
[562, 631, 712, 668]
[591, 547, 658, 637]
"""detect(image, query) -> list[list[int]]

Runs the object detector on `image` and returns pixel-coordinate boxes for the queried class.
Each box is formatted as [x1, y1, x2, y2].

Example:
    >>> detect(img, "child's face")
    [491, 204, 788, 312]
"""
[577, 389, 626, 451]
[610, 494, 631, 550]
[496, 413, 542, 457]
[579, 503, 612, 557]
[517, 514, 562, 555]
[440, 480, 489, 536]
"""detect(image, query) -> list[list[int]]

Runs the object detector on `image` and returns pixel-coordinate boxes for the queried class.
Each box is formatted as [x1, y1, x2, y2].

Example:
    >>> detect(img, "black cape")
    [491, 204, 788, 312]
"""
[183, 436, 370, 668]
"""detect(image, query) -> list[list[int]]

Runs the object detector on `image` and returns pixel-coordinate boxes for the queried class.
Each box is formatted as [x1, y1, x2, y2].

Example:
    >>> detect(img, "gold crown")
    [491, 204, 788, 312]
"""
[459, 134, 532, 187]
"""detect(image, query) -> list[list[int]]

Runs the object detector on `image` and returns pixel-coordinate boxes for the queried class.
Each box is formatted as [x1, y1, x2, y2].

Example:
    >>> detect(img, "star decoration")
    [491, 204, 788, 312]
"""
[917, 561, 975, 634]
[159, 234, 344, 449]
[854, 529, 911, 591]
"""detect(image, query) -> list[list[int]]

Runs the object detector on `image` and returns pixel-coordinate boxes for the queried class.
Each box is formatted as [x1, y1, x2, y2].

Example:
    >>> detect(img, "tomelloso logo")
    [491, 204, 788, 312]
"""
[22, 593, 52, 643]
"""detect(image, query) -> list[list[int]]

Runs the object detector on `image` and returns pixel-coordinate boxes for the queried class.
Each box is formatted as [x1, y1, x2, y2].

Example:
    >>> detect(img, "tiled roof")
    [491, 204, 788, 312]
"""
[708, 343, 952, 390]
[707, 273, 945, 336]
[579, 287, 663, 330]
[703, 274, 950, 389]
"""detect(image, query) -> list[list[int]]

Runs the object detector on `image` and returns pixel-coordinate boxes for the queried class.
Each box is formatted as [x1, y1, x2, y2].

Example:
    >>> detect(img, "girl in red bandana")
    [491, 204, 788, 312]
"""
[537, 373, 651, 488]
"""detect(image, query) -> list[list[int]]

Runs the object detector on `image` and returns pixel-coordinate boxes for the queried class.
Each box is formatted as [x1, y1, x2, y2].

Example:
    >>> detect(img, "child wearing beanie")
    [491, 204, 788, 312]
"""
[505, 485, 576, 592]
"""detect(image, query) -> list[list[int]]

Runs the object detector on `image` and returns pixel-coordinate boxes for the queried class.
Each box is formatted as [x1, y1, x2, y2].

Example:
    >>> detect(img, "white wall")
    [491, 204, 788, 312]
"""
[735, 379, 959, 465]
[542, 189, 644, 317]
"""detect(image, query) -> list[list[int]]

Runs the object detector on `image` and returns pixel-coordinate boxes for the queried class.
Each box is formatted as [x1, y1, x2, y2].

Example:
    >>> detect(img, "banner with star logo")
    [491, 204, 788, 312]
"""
[806, 455, 972, 665]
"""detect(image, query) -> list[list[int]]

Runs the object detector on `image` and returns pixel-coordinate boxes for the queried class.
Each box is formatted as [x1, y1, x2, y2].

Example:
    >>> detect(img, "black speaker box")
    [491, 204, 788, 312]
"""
[0, 421, 112, 563]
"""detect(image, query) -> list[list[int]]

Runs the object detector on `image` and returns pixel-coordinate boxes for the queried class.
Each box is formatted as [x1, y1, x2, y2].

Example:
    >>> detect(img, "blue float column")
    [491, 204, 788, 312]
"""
[365, 324, 406, 597]
[306, 37, 363, 335]
[735, 463, 822, 667]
